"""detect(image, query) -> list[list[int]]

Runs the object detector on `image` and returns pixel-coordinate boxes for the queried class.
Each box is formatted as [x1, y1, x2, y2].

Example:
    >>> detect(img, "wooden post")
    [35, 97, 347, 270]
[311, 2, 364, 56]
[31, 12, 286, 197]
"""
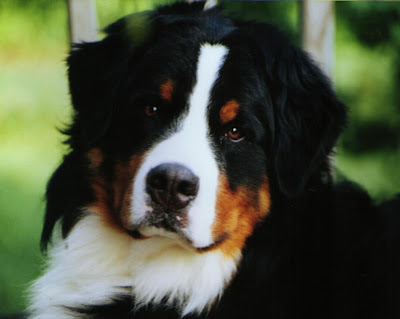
[67, 0, 99, 44]
[302, 0, 335, 78]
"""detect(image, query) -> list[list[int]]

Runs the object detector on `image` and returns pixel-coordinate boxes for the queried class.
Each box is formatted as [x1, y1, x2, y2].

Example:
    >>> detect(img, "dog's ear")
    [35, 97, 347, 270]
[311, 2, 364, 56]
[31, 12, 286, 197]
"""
[67, 40, 115, 149]
[247, 23, 347, 198]
[41, 153, 93, 250]
[273, 47, 347, 198]
[66, 11, 153, 149]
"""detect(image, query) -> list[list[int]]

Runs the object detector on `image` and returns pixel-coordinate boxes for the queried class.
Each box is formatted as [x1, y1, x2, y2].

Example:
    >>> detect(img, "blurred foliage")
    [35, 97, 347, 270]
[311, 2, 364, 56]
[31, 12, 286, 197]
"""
[0, 0, 399, 314]
[336, 2, 400, 154]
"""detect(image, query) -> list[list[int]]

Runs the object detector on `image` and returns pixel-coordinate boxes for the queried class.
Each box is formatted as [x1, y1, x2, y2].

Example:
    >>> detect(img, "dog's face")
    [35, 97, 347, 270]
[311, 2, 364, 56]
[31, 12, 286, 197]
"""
[42, 3, 346, 259]
[128, 42, 272, 254]
[83, 41, 272, 257]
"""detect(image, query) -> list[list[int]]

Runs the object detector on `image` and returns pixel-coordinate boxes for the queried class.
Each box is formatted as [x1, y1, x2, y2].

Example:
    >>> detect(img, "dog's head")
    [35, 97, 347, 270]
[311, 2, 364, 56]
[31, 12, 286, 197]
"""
[41, 2, 346, 257]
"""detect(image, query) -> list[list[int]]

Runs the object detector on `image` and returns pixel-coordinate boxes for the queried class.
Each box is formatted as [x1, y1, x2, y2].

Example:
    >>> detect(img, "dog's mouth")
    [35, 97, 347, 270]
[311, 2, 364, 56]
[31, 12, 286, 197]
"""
[127, 227, 229, 253]
[126, 224, 195, 251]
[145, 205, 189, 231]
[126, 228, 148, 240]
[126, 204, 191, 241]
[125, 208, 229, 252]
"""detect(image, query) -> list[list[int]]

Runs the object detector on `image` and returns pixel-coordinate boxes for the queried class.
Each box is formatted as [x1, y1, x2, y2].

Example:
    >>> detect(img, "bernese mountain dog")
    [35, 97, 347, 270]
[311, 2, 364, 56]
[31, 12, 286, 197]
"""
[27, 2, 400, 319]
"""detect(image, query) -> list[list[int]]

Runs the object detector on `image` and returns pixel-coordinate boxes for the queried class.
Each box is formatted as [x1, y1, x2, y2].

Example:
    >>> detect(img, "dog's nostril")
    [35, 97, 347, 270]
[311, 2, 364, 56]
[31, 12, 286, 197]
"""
[146, 163, 199, 210]
[177, 180, 199, 197]
[148, 174, 168, 191]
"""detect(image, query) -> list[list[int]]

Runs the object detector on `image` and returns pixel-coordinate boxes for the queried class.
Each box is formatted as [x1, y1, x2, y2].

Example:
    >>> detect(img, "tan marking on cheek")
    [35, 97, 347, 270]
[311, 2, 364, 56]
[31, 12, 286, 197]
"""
[212, 175, 271, 257]
[160, 79, 174, 102]
[85, 147, 108, 219]
[86, 153, 144, 233]
[220, 100, 240, 124]
[113, 155, 144, 227]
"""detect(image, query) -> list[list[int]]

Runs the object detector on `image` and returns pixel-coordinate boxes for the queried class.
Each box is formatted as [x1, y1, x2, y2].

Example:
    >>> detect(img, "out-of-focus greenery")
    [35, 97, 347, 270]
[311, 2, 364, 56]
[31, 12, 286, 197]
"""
[335, 2, 400, 198]
[0, 0, 399, 314]
[0, 1, 69, 313]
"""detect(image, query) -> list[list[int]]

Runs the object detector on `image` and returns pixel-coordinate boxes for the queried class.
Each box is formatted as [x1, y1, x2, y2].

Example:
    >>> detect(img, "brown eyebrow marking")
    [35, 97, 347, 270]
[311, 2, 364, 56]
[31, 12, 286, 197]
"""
[220, 100, 240, 124]
[160, 79, 174, 102]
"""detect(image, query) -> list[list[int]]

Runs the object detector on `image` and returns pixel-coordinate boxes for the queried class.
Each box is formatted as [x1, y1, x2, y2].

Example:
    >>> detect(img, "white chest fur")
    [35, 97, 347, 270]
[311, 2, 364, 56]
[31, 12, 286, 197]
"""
[28, 213, 240, 318]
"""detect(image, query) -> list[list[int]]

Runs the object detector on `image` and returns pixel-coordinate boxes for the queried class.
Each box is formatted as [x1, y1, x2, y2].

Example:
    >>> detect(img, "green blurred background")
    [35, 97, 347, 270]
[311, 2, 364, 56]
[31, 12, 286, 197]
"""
[0, 0, 399, 314]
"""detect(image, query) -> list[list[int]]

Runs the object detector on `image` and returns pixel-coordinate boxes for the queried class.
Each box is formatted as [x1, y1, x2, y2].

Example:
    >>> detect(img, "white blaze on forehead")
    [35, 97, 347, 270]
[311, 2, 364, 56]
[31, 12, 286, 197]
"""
[132, 44, 228, 248]
[184, 44, 228, 247]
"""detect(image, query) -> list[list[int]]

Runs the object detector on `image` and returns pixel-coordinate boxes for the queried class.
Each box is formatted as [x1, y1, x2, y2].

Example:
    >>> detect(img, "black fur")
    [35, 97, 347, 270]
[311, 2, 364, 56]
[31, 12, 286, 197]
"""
[38, 2, 400, 319]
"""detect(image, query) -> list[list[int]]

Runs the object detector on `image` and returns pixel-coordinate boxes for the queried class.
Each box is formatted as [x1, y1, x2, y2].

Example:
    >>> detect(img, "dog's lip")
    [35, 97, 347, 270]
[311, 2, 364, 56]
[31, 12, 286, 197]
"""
[126, 226, 230, 252]
[193, 233, 230, 252]
[126, 225, 185, 242]
[125, 225, 183, 241]
[126, 228, 149, 240]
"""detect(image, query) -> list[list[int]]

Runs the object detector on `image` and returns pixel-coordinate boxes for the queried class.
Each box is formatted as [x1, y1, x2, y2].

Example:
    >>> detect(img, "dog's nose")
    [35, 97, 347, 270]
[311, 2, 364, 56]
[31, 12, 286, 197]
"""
[146, 163, 199, 210]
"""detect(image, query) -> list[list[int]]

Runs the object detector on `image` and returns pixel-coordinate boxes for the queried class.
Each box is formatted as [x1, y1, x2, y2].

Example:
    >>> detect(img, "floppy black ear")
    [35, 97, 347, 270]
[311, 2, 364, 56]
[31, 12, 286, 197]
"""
[271, 44, 346, 197]
[43, 36, 125, 249]
[41, 12, 157, 248]
[272, 46, 347, 198]
[246, 23, 347, 198]
[67, 38, 121, 149]
[41, 153, 93, 250]
[66, 11, 153, 149]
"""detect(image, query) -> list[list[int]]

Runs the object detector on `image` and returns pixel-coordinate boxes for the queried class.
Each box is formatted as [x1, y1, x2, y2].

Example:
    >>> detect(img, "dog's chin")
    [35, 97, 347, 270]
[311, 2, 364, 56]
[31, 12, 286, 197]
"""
[126, 225, 227, 253]
[136, 225, 184, 241]
[126, 225, 194, 249]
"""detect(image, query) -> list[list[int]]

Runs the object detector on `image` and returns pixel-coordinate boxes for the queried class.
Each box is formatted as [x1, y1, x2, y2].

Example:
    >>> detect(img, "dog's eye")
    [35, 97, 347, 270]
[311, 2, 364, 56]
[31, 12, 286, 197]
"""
[226, 127, 244, 142]
[144, 105, 158, 117]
